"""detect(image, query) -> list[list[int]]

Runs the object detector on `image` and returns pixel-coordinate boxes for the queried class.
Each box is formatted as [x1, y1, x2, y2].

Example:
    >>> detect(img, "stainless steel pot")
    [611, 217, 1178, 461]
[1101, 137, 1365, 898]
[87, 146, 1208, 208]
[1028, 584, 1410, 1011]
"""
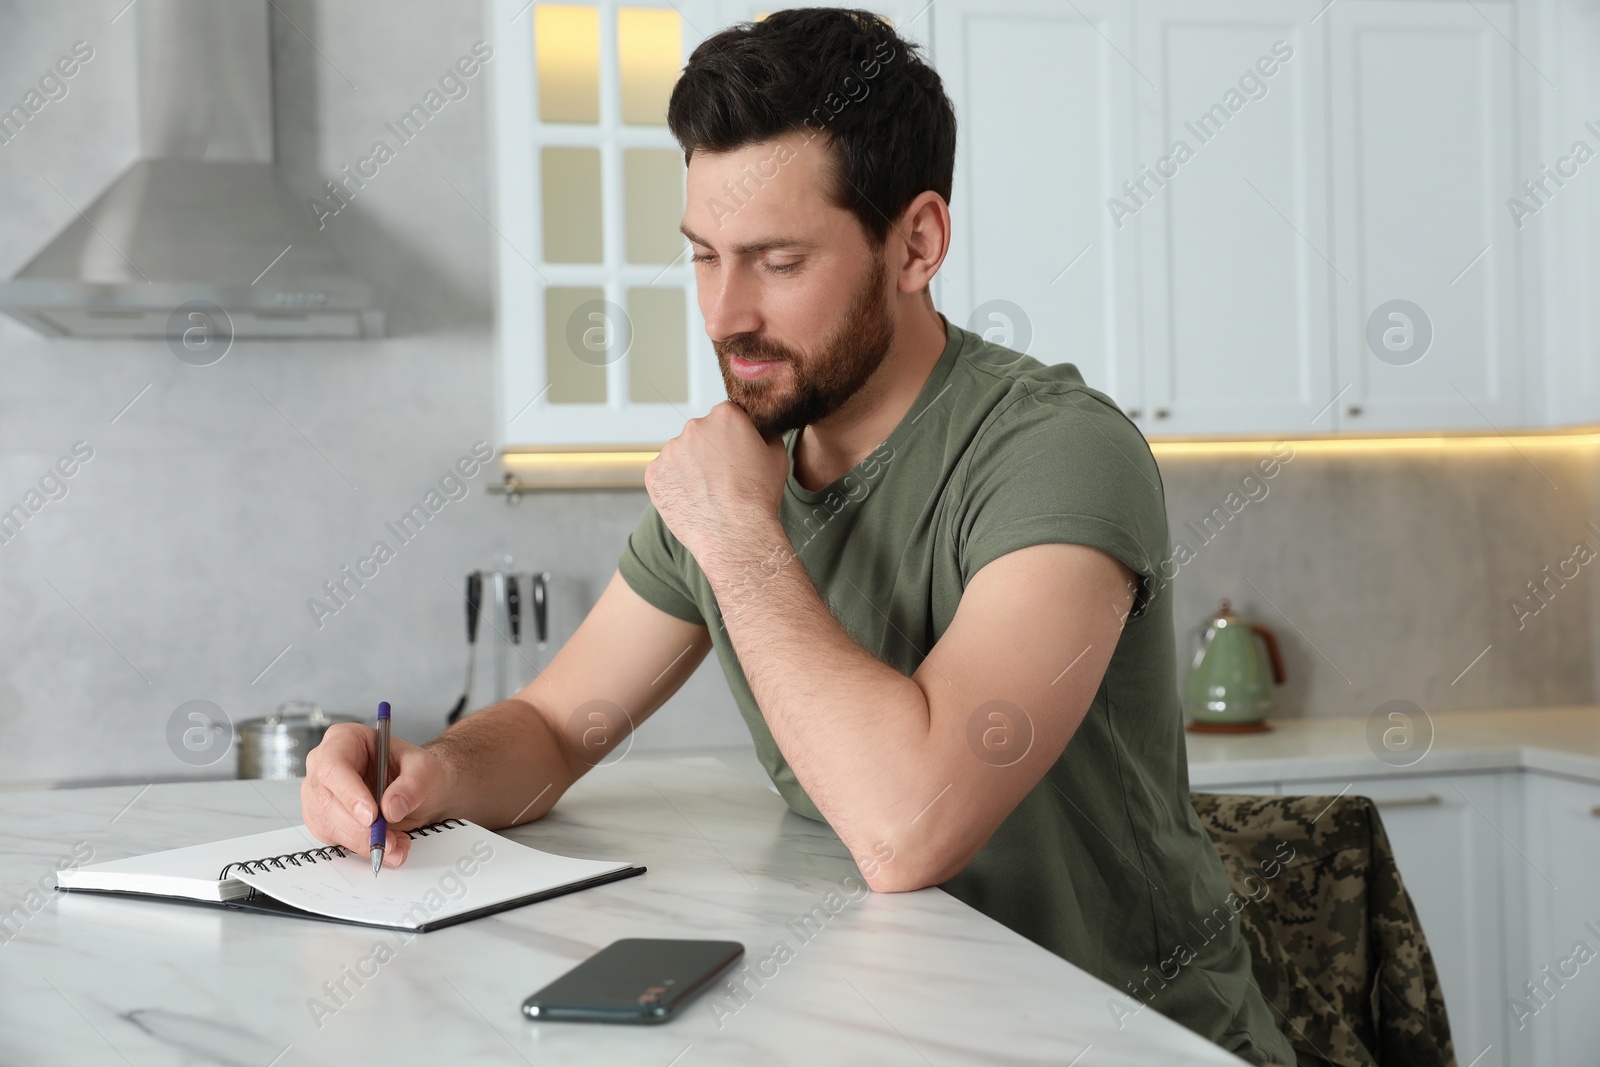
[237, 702, 364, 779]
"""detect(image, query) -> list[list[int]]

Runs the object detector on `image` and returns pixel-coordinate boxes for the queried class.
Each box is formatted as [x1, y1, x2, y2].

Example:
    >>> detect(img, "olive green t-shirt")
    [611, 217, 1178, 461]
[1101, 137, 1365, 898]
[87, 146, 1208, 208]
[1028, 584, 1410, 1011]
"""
[618, 318, 1294, 1066]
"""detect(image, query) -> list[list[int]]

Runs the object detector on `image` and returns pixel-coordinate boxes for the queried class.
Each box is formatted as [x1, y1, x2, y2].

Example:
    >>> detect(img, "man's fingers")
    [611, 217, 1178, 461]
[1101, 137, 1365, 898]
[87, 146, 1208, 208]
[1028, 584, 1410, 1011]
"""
[381, 743, 444, 830]
[320, 751, 379, 825]
[308, 782, 373, 854]
[382, 787, 413, 825]
[309, 724, 377, 821]
[383, 827, 411, 866]
[303, 728, 446, 871]
[302, 724, 383, 855]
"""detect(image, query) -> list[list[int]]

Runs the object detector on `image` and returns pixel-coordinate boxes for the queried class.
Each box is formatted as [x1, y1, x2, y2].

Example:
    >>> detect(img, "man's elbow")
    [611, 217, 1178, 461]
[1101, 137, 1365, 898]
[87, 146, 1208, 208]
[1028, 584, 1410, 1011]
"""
[859, 843, 969, 893]
[862, 866, 936, 893]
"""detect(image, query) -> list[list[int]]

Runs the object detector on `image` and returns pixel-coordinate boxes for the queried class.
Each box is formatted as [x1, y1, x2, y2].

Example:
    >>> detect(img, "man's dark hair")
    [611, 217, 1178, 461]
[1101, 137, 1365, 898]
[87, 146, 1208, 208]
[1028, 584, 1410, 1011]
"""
[667, 8, 957, 246]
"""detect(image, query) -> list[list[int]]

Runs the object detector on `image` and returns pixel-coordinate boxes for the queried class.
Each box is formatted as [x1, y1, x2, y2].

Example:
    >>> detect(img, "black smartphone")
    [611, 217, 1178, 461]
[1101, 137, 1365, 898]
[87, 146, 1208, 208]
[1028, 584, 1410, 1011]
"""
[522, 938, 745, 1024]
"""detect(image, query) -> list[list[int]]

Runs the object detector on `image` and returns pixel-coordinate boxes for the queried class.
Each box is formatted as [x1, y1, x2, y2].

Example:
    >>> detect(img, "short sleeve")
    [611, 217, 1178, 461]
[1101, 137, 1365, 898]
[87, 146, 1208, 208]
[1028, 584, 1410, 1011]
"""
[955, 386, 1168, 617]
[617, 505, 706, 625]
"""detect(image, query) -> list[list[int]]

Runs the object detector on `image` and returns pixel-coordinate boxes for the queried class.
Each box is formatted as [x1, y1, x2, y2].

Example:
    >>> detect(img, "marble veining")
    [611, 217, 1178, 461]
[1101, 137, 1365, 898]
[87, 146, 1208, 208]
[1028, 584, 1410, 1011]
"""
[0, 756, 1247, 1065]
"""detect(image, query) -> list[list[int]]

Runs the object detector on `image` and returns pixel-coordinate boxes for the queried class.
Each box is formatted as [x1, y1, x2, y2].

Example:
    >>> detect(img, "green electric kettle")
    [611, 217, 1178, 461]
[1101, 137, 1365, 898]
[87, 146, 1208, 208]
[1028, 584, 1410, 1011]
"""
[1183, 599, 1287, 733]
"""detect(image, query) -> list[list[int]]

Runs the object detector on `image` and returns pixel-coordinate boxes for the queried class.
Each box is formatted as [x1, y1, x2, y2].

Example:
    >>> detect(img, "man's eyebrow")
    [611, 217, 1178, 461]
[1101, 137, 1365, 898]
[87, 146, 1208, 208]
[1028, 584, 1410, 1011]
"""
[679, 225, 817, 256]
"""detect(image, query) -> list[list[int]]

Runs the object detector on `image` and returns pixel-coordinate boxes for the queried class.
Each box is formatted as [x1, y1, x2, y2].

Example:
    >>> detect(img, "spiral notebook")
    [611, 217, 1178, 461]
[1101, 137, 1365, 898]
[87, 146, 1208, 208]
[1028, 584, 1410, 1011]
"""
[55, 819, 644, 932]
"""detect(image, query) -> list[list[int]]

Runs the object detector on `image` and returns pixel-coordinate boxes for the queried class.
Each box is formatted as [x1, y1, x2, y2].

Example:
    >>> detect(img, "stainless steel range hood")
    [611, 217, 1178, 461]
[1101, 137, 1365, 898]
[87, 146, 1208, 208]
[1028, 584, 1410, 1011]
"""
[0, 0, 383, 340]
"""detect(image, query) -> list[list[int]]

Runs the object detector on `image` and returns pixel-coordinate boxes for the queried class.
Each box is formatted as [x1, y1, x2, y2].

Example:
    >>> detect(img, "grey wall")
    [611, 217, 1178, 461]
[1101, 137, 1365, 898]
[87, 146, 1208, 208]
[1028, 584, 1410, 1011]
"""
[0, 1, 1594, 787]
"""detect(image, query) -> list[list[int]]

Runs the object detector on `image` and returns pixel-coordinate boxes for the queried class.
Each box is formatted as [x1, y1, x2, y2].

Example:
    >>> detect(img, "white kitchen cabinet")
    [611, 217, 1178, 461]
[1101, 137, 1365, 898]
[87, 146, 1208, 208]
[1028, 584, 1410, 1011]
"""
[1530, 0, 1600, 427]
[494, 0, 1587, 448]
[490, 0, 726, 449]
[1328, 1, 1522, 432]
[1517, 773, 1600, 1067]
[928, 0, 1337, 432]
[1292, 773, 1511, 1067]
[930, 0, 1139, 407]
[1132, 0, 1337, 434]
[929, 0, 1568, 435]
[922, 0, 1573, 437]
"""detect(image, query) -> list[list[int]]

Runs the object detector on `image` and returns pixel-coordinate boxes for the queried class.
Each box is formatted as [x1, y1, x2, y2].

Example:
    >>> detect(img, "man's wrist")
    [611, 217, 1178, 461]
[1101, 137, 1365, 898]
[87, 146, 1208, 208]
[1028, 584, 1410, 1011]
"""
[421, 735, 465, 821]
[697, 510, 792, 590]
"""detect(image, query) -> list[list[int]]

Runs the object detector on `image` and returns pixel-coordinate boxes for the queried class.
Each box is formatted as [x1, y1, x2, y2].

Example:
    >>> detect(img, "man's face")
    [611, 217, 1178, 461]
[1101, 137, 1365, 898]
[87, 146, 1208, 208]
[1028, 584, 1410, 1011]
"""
[682, 134, 896, 437]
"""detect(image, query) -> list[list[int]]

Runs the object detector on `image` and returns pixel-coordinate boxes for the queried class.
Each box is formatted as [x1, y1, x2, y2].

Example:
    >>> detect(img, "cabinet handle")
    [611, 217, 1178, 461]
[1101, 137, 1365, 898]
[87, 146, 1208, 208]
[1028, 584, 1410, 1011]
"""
[1154, 408, 1170, 419]
[1126, 407, 1142, 419]
[1346, 405, 1364, 417]
[1374, 794, 1442, 809]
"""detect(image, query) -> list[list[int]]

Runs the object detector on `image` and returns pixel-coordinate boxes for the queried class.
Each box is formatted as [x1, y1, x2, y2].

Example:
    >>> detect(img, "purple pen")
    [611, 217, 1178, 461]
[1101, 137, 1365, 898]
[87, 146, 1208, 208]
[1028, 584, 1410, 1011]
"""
[370, 701, 391, 876]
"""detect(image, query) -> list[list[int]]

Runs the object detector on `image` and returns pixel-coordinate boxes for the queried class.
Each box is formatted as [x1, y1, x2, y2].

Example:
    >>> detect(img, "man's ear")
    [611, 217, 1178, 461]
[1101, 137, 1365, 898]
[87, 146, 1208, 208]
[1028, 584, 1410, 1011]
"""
[892, 190, 951, 295]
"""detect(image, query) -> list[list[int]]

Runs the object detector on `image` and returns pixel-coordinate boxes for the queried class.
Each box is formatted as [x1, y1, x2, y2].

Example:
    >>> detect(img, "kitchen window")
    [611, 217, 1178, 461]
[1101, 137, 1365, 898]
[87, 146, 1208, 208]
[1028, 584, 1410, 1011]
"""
[490, 0, 724, 466]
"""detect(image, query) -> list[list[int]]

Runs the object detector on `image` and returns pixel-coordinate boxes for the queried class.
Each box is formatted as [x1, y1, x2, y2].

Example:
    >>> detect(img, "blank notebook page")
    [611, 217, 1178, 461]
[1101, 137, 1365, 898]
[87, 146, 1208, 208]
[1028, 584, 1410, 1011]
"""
[231, 819, 632, 928]
[57, 825, 334, 902]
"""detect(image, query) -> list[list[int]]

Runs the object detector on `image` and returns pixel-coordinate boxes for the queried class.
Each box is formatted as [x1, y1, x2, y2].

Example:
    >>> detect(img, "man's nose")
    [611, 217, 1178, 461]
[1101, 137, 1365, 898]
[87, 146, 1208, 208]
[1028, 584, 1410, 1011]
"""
[701, 266, 762, 341]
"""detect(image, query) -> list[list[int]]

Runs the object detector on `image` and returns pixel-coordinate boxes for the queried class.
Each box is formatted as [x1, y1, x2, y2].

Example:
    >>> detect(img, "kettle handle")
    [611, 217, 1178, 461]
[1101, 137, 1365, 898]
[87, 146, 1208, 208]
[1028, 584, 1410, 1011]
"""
[1251, 623, 1288, 684]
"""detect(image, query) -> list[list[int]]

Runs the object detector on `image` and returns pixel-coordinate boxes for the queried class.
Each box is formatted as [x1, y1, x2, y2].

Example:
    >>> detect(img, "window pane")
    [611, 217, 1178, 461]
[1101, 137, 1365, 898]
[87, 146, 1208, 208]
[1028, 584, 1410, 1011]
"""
[545, 286, 608, 404]
[541, 147, 602, 263]
[535, 5, 600, 123]
[627, 287, 688, 404]
[623, 148, 685, 265]
[617, 8, 680, 125]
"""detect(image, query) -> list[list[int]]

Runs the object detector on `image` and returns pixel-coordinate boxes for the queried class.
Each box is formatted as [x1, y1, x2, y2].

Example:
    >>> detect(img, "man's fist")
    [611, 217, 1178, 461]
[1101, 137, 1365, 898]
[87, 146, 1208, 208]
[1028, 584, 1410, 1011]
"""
[645, 402, 789, 563]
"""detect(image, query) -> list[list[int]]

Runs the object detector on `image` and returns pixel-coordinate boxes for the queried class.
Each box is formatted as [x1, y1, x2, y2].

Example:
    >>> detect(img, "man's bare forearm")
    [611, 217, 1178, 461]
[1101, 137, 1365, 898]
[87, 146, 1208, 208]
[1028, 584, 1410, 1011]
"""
[701, 515, 941, 859]
[424, 698, 579, 829]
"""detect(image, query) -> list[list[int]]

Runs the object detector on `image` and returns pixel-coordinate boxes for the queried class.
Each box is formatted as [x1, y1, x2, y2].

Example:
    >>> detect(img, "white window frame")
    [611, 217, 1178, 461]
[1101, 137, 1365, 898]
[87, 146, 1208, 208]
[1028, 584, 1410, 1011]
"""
[489, 0, 724, 449]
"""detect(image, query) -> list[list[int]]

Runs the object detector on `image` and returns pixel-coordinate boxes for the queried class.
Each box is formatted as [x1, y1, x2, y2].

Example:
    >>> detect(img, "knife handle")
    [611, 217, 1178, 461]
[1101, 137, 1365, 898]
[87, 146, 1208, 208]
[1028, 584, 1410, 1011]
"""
[466, 571, 483, 645]
[507, 574, 521, 644]
[533, 572, 549, 646]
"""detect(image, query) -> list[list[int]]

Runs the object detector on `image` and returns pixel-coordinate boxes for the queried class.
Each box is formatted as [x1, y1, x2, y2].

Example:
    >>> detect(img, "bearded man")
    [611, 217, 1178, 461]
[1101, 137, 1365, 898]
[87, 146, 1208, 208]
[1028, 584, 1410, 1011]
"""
[302, 10, 1296, 1064]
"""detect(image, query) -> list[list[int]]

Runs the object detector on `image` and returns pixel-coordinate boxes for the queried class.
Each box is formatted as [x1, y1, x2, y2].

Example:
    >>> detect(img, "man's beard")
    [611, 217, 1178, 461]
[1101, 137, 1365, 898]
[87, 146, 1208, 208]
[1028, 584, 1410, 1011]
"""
[713, 252, 895, 438]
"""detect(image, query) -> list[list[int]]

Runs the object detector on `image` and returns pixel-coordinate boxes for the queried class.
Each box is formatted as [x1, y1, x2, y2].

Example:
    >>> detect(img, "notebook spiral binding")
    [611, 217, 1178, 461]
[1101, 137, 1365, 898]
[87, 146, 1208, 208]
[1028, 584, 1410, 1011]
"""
[217, 819, 468, 881]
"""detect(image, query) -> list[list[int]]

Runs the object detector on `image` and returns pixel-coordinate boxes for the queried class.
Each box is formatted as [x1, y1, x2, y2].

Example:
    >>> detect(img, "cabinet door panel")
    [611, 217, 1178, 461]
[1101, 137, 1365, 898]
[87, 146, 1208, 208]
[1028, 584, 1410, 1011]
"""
[1291, 774, 1509, 1067]
[494, 0, 725, 448]
[1134, 0, 1334, 434]
[1536, 0, 1600, 426]
[1329, 1, 1520, 431]
[1519, 774, 1600, 1067]
[932, 0, 1139, 405]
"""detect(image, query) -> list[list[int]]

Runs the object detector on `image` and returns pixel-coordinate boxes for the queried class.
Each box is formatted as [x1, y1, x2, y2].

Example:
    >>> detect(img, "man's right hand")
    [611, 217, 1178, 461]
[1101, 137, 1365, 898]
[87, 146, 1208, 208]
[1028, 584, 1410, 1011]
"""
[301, 722, 455, 868]
[296, 571, 714, 859]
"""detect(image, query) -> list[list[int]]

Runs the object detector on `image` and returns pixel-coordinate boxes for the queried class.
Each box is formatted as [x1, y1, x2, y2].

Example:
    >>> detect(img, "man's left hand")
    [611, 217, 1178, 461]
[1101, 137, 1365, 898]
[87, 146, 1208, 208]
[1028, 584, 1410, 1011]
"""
[645, 402, 790, 566]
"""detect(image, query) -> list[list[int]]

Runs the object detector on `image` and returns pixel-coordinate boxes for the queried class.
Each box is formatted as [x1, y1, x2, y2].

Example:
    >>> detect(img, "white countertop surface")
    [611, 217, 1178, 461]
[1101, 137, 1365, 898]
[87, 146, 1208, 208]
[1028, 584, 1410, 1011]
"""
[1184, 704, 1600, 787]
[0, 755, 1246, 1066]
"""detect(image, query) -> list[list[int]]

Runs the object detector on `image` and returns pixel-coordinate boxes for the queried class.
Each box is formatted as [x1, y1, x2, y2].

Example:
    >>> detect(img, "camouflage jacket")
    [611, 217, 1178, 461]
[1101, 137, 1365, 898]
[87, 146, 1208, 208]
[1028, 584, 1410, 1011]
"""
[1191, 792, 1457, 1067]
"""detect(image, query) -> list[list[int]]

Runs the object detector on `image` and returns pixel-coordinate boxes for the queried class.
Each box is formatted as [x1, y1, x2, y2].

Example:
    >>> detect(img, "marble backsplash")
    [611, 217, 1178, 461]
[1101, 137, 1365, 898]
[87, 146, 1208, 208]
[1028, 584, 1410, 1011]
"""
[1157, 444, 1599, 723]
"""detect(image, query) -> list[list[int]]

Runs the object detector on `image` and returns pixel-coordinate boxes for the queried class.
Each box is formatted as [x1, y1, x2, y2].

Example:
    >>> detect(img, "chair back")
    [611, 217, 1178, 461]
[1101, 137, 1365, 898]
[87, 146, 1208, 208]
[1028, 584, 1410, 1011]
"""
[1191, 792, 1458, 1067]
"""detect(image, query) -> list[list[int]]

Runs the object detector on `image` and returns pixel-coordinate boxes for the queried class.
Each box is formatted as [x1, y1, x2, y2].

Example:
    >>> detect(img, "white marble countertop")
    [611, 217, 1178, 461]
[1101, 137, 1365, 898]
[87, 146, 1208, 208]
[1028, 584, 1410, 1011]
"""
[0, 755, 1246, 1066]
[1185, 704, 1600, 787]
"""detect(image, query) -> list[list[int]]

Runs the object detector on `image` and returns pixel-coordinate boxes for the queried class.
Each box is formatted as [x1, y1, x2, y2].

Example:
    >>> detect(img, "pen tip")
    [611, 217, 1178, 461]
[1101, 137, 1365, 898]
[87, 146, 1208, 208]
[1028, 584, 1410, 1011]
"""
[371, 848, 383, 875]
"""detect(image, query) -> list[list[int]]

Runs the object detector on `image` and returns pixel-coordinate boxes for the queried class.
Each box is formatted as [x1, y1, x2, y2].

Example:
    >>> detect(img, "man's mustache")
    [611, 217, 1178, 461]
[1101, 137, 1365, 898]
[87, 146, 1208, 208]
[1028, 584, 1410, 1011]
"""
[717, 336, 796, 365]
